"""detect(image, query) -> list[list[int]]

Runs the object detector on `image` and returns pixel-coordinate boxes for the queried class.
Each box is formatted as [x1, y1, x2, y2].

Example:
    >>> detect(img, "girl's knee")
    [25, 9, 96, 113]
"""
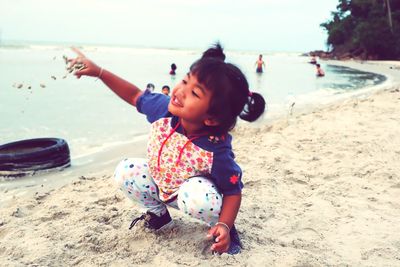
[113, 158, 150, 188]
[177, 176, 222, 224]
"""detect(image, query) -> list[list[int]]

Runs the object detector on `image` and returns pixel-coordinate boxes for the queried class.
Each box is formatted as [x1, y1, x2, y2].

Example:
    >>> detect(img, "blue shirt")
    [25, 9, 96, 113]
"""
[137, 91, 243, 200]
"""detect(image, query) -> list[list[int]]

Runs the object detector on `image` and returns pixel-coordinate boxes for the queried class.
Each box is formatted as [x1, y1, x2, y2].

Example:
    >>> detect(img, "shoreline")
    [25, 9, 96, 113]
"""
[1, 60, 397, 194]
[0, 60, 399, 266]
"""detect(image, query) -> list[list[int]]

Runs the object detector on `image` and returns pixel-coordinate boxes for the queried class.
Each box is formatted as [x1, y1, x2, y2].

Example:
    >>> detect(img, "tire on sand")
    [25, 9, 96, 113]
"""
[0, 138, 71, 178]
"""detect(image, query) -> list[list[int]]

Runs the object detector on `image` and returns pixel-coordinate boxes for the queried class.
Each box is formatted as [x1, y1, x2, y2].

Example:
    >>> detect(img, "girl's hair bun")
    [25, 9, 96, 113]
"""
[201, 42, 226, 62]
[239, 92, 266, 122]
[190, 43, 267, 134]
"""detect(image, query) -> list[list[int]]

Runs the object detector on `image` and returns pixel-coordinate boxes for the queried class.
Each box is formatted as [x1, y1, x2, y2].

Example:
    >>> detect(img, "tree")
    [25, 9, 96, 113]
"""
[321, 0, 400, 59]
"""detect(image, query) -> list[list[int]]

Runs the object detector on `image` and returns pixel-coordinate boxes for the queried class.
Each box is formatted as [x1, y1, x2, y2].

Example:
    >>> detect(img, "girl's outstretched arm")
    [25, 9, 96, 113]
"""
[69, 47, 142, 106]
[95, 68, 143, 106]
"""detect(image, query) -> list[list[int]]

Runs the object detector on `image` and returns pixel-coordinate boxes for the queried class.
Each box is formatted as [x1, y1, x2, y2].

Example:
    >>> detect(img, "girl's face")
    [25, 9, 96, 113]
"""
[168, 72, 215, 133]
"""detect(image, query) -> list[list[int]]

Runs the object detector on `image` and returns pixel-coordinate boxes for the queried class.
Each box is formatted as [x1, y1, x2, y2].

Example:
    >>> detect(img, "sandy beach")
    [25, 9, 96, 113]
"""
[1, 61, 400, 266]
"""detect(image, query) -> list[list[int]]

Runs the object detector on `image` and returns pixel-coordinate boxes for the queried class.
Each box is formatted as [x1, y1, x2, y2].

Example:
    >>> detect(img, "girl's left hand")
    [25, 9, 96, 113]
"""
[207, 224, 230, 253]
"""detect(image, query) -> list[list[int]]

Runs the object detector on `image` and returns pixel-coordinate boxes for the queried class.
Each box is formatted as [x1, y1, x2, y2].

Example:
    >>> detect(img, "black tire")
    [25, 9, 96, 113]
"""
[0, 138, 71, 178]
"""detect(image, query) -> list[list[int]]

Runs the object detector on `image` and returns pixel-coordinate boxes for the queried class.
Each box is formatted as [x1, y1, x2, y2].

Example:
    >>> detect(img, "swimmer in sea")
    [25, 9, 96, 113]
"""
[169, 63, 177, 75]
[310, 55, 317, 64]
[316, 64, 325, 77]
[146, 83, 155, 92]
[255, 54, 265, 73]
[161, 85, 170, 96]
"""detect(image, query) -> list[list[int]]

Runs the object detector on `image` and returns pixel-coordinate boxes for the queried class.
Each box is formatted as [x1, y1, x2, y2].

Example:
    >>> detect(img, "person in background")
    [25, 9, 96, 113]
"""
[169, 63, 177, 75]
[316, 64, 325, 77]
[146, 83, 155, 92]
[161, 85, 170, 96]
[310, 55, 317, 64]
[255, 54, 265, 73]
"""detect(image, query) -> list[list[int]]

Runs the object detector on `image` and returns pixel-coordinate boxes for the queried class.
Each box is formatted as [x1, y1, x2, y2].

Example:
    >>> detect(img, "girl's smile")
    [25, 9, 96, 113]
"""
[168, 72, 215, 135]
[171, 94, 183, 108]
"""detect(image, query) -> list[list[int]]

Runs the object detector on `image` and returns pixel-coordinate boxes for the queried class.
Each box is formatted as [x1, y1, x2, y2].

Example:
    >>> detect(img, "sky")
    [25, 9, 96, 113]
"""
[0, 0, 339, 52]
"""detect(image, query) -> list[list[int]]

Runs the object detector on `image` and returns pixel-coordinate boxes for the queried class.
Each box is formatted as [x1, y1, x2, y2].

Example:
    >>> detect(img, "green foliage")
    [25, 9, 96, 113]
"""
[321, 0, 400, 59]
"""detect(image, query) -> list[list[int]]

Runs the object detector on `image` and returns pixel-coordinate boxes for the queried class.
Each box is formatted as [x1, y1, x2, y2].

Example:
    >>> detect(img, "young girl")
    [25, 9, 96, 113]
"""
[68, 44, 265, 255]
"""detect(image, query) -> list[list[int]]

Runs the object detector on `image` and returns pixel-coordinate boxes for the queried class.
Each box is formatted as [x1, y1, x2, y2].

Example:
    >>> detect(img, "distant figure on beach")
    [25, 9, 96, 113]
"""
[310, 55, 317, 64]
[169, 63, 177, 75]
[145, 83, 155, 92]
[316, 64, 325, 77]
[161, 85, 170, 96]
[255, 54, 265, 73]
[68, 43, 266, 255]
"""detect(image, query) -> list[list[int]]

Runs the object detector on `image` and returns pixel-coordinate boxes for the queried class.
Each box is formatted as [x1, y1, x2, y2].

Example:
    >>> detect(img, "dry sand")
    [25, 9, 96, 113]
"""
[1, 63, 400, 266]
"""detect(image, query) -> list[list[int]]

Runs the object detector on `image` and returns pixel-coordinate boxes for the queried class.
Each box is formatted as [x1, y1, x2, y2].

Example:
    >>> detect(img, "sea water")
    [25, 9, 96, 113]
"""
[0, 43, 386, 162]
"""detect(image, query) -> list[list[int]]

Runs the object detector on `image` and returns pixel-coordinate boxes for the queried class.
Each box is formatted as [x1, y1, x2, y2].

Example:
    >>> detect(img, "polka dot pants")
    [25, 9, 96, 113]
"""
[113, 158, 222, 226]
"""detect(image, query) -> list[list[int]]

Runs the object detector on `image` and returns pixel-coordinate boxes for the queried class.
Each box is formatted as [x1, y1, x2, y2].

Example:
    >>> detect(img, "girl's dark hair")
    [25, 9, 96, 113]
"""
[171, 63, 177, 70]
[190, 43, 266, 135]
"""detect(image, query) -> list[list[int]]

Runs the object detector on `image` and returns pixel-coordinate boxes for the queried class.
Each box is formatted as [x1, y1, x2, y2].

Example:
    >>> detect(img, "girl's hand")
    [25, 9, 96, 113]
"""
[207, 224, 231, 253]
[68, 47, 102, 79]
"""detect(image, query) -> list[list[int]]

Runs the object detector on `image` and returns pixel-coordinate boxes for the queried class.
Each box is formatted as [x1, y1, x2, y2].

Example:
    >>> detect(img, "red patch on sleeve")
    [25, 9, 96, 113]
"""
[229, 174, 239, 184]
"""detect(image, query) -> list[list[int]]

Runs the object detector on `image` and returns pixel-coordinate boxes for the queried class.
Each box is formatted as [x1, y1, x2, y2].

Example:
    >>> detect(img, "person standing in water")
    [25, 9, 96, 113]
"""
[145, 83, 155, 92]
[161, 85, 170, 96]
[310, 55, 317, 64]
[255, 54, 265, 73]
[169, 63, 177, 75]
[316, 64, 325, 77]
